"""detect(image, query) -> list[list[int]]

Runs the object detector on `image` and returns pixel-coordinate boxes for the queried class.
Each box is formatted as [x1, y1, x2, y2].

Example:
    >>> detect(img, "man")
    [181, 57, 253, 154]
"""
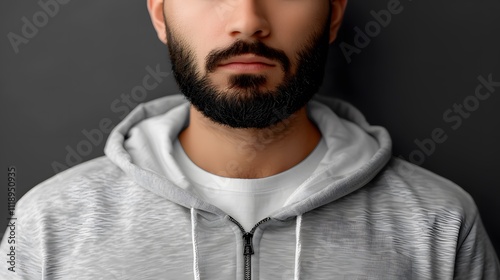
[1, 0, 499, 279]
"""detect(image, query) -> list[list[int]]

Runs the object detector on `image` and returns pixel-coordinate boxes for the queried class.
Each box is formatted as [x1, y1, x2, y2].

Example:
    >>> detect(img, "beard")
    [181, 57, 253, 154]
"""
[165, 17, 331, 129]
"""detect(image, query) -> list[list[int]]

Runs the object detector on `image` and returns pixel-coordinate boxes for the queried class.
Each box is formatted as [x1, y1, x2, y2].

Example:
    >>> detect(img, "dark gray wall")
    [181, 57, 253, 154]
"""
[1, 0, 499, 257]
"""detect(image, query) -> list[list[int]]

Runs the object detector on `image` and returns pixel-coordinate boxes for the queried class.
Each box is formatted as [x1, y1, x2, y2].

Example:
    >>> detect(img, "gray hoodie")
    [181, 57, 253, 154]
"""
[1, 94, 499, 280]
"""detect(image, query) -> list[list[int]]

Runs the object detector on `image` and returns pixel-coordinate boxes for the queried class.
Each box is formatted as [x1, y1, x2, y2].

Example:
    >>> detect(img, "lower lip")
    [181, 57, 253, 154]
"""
[218, 63, 275, 72]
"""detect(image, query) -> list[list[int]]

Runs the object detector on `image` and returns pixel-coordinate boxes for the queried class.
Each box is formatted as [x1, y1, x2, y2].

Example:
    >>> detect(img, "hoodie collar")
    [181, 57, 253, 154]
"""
[104, 94, 392, 221]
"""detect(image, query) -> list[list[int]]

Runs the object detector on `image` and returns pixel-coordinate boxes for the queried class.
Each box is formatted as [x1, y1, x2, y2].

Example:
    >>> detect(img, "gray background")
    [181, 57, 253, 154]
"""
[1, 0, 499, 258]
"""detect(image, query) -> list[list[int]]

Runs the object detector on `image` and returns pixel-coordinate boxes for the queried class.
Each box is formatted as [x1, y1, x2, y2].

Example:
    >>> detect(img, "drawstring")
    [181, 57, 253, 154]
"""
[294, 214, 303, 280]
[191, 208, 201, 280]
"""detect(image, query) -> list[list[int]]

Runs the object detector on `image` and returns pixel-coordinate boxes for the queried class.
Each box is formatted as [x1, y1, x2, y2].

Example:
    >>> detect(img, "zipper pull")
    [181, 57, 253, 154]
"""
[243, 232, 254, 256]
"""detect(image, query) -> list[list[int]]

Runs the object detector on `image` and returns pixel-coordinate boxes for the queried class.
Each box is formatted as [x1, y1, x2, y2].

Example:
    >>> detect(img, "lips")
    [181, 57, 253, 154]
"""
[218, 54, 276, 72]
[218, 54, 276, 67]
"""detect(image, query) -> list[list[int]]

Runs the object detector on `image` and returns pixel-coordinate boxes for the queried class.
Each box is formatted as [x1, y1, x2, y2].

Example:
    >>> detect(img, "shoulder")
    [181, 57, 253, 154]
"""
[371, 157, 478, 230]
[383, 157, 474, 205]
[16, 156, 129, 218]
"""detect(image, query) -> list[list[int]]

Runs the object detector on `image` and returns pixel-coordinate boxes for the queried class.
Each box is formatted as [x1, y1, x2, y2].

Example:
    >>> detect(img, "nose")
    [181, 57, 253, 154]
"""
[223, 0, 271, 40]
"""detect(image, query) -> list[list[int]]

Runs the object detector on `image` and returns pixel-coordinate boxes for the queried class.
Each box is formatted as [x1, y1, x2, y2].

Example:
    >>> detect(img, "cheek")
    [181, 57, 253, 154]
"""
[166, 0, 229, 72]
[267, 2, 329, 65]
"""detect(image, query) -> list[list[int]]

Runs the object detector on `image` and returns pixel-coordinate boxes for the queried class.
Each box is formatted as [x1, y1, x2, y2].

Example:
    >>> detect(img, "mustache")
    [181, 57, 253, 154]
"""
[205, 40, 291, 73]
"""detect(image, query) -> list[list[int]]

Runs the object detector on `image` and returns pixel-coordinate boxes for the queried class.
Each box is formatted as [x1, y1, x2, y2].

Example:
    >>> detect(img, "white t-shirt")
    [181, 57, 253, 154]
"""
[172, 137, 328, 231]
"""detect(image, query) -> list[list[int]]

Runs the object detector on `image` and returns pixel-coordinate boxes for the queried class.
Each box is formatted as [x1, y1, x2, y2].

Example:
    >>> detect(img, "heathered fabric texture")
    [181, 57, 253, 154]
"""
[1, 94, 499, 280]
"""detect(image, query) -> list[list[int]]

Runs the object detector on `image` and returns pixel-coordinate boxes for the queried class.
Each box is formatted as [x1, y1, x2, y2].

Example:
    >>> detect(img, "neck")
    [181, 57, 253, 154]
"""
[178, 105, 322, 179]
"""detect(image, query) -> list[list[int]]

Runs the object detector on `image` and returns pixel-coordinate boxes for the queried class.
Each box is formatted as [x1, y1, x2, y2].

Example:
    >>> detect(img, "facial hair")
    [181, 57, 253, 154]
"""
[165, 16, 331, 129]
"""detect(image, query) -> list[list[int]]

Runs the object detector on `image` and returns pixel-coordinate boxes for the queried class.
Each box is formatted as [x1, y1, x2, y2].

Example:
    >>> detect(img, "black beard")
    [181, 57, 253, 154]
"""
[165, 19, 331, 129]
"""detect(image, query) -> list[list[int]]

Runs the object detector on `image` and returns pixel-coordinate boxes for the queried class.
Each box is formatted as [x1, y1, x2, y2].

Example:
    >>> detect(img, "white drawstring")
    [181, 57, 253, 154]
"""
[294, 214, 303, 280]
[191, 208, 201, 280]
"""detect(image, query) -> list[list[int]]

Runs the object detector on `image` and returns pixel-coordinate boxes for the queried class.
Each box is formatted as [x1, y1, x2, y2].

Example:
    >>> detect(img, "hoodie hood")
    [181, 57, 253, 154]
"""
[104, 93, 392, 222]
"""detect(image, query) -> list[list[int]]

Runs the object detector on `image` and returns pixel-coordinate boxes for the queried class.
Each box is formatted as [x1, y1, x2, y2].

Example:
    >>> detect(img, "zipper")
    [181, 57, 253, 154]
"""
[229, 216, 272, 280]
